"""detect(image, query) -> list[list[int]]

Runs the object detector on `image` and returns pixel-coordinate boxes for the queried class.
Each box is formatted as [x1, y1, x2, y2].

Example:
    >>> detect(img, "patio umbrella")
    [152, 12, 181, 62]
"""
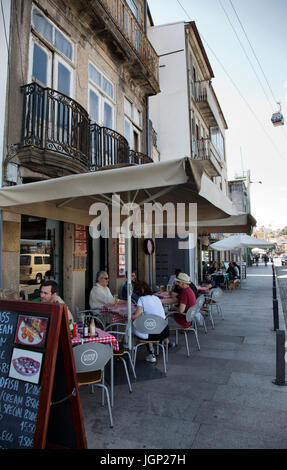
[210, 234, 275, 283]
[209, 234, 275, 251]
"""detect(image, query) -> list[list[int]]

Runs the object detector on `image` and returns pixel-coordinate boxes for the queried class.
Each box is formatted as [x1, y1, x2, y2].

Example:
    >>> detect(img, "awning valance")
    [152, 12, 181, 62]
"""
[0, 158, 238, 227]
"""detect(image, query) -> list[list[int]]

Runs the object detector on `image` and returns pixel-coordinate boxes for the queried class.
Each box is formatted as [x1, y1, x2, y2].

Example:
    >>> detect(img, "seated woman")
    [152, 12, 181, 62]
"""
[89, 271, 114, 309]
[119, 280, 170, 364]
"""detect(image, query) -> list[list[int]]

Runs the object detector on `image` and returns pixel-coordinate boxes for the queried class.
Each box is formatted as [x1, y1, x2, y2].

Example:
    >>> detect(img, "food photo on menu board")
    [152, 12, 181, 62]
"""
[14, 315, 49, 348]
[9, 347, 43, 385]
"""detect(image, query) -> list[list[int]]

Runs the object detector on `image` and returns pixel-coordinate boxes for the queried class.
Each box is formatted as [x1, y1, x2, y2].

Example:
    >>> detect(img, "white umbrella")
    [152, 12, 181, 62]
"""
[210, 235, 275, 283]
[210, 234, 274, 251]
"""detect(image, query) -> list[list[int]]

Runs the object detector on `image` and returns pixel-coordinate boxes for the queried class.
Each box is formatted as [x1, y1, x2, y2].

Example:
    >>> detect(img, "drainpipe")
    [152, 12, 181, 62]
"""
[144, 0, 150, 158]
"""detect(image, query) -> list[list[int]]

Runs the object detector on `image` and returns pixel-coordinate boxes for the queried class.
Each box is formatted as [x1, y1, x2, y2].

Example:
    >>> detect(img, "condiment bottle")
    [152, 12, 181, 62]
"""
[90, 318, 96, 337]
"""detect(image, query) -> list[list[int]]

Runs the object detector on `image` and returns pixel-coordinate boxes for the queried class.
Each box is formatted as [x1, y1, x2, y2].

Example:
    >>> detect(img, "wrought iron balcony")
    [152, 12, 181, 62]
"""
[9, 83, 153, 177]
[75, 0, 160, 95]
[193, 138, 222, 178]
[194, 81, 218, 127]
[90, 123, 153, 170]
[13, 83, 90, 177]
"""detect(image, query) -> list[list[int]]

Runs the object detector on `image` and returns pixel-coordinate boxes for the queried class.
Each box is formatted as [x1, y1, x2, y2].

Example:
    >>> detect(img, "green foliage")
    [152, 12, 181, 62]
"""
[280, 226, 287, 235]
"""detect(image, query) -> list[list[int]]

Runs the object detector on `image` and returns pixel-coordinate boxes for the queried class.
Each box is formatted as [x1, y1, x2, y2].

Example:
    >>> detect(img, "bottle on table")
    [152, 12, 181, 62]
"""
[69, 319, 74, 339]
[90, 317, 96, 337]
[83, 315, 90, 338]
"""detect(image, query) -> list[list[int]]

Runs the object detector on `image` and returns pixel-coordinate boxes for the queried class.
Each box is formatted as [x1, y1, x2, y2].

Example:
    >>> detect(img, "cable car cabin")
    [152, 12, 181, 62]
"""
[271, 112, 284, 127]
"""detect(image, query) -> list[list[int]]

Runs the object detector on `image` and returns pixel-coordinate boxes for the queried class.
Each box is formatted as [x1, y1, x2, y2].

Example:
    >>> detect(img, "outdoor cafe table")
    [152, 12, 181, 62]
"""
[100, 302, 136, 324]
[72, 327, 119, 351]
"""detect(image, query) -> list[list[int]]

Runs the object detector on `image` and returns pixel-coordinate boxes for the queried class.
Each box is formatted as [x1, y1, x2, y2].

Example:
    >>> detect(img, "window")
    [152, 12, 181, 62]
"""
[34, 257, 43, 265]
[32, 6, 73, 61]
[124, 97, 142, 151]
[210, 127, 225, 160]
[88, 63, 115, 128]
[126, 0, 139, 19]
[30, 6, 74, 96]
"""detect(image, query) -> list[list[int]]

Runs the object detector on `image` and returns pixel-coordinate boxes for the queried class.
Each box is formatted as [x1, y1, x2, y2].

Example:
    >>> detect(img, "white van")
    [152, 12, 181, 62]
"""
[20, 254, 51, 284]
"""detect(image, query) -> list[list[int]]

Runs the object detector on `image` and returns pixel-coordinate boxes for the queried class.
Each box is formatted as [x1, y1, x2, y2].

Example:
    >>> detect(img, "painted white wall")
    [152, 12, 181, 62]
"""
[0, 0, 11, 187]
[149, 22, 191, 160]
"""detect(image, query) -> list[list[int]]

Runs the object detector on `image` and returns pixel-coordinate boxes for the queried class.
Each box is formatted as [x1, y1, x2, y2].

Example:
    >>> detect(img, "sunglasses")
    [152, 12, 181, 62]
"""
[102, 277, 109, 280]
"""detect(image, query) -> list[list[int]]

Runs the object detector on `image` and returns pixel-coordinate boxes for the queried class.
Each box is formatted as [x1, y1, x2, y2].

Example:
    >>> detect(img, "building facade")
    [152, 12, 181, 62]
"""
[1, 0, 160, 311]
[148, 21, 230, 285]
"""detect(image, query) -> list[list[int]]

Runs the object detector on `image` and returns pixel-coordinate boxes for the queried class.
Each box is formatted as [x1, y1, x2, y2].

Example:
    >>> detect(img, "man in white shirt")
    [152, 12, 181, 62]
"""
[89, 271, 114, 309]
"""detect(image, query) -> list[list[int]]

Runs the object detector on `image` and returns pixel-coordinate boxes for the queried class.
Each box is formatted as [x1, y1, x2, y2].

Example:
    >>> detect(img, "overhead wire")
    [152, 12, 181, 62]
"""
[228, 0, 278, 107]
[175, 0, 286, 162]
[218, 0, 274, 113]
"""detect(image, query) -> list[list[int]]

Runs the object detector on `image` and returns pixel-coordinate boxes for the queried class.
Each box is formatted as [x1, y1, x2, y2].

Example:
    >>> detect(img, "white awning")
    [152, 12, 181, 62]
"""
[197, 213, 257, 234]
[0, 158, 238, 226]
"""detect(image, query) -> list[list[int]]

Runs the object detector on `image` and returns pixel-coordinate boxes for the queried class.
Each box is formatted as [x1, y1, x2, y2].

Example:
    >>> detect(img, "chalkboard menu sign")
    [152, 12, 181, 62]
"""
[0, 300, 87, 449]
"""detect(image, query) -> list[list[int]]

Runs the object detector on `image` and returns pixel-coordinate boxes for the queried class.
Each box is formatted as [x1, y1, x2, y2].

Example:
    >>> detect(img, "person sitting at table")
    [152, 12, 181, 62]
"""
[226, 262, 237, 280]
[40, 280, 74, 321]
[167, 267, 182, 292]
[168, 272, 196, 329]
[121, 271, 138, 304]
[89, 271, 114, 310]
[233, 262, 240, 278]
[119, 280, 171, 364]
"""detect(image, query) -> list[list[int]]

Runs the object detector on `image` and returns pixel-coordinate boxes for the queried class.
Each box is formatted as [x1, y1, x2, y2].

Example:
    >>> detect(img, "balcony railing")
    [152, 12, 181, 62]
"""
[193, 138, 222, 177]
[99, 0, 159, 86]
[14, 83, 153, 174]
[90, 123, 153, 169]
[21, 83, 90, 166]
[194, 81, 218, 127]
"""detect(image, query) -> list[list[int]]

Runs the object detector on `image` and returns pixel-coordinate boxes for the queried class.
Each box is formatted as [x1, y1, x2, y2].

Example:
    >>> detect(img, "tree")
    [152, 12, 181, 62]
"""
[280, 226, 287, 235]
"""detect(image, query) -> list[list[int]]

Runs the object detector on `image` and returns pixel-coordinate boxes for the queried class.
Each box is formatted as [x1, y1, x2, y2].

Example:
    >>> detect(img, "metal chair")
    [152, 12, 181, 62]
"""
[73, 342, 113, 427]
[132, 315, 168, 375]
[208, 287, 224, 319]
[75, 308, 105, 330]
[104, 322, 136, 393]
[166, 298, 205, 357]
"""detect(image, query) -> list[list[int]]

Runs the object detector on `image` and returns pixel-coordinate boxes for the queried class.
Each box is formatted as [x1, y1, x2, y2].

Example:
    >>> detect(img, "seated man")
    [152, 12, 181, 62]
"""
[121, 271, 138, 304]
[89, 271, 114, 309]
[40, 280, 74, 321]
[169, 272, 196, 329]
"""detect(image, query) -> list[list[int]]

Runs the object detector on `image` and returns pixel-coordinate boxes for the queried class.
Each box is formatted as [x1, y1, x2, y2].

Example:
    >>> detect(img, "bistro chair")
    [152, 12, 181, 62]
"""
[132, 315, 168, 375]
[207, 287, 224, 320]
[166, 301, 203, 357]
[73, 342, 113, 428]
[104, 322, 136, 393]
[75, 308, 105, 330]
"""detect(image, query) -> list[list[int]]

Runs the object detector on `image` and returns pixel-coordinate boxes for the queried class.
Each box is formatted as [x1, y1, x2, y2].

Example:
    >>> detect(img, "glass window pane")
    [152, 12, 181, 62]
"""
[57, 62, 71, 95]
[102, 76, 113, 99]
[124, 98, 132, 118]
[104, 101, 113, 128]
[89, 90, 99, 123]
[32, 43, 48, 86]
[124, 120, 131, 146]
[55, 29, 73, 61]
[89, 63, 101, 87]
[126, 0, 138, 19]
[32, 8, 53, 43]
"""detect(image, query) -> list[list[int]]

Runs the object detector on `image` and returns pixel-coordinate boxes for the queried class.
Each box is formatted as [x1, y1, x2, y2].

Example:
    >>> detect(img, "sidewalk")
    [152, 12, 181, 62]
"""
[79, 264, 287, 449]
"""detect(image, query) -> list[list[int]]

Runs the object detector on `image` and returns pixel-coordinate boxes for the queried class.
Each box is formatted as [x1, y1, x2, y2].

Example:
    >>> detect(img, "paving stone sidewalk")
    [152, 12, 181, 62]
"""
[79, 263, 287, 449]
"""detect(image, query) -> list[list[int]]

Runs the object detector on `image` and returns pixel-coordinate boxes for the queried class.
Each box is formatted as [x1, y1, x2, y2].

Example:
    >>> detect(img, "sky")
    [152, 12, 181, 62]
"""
[148, 0, 287, 230]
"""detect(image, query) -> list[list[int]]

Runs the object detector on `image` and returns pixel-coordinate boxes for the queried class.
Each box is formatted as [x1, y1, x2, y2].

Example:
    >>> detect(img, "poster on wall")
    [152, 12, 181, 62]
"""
[117, 233, 126, 278]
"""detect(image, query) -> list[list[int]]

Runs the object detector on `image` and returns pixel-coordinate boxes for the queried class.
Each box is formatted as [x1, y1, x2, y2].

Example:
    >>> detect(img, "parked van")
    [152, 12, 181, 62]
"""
[20, 254, 51, 284]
